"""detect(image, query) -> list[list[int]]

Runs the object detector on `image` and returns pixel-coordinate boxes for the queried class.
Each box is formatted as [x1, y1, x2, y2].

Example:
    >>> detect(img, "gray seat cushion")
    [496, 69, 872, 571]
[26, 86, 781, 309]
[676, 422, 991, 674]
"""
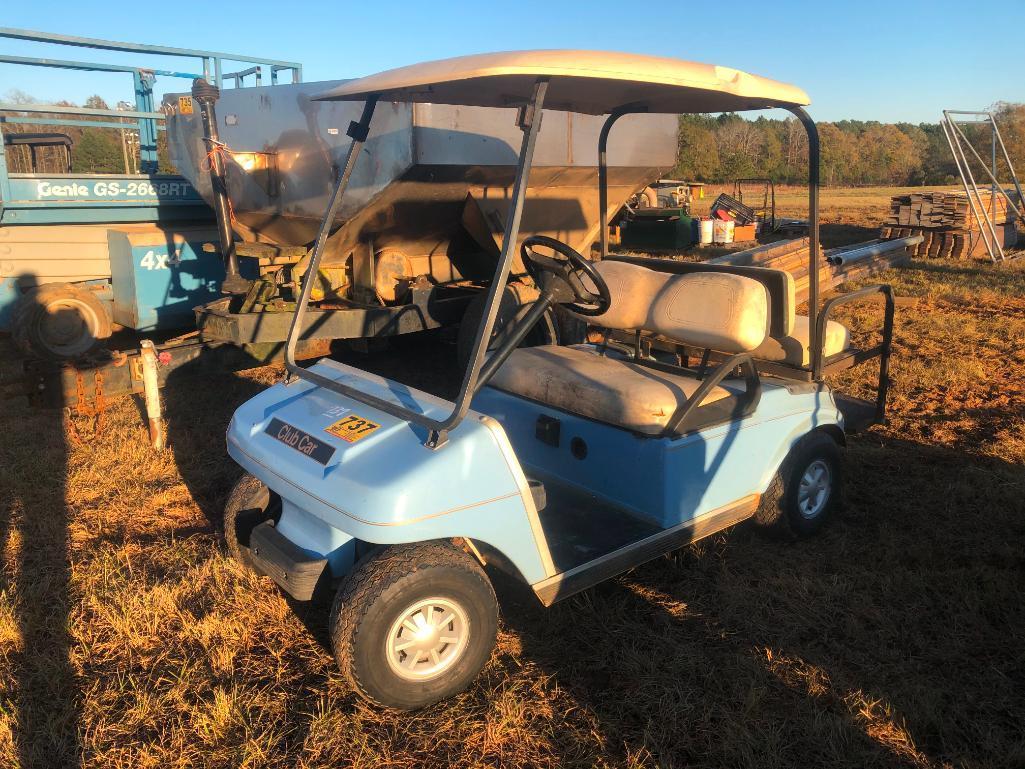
[577, 261, 771, 352]
[488, 345, 730, 435]
[752, 314, 850, 366]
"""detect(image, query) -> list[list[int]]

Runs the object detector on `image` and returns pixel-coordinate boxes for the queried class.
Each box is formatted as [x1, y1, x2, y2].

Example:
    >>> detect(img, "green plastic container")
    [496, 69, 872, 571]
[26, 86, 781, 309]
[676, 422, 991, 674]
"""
[620, 207, 695, 249]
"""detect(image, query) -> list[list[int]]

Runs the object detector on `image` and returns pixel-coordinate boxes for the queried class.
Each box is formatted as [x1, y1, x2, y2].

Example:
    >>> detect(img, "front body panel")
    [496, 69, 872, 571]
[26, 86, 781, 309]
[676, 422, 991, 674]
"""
[227, 358, 553, 584]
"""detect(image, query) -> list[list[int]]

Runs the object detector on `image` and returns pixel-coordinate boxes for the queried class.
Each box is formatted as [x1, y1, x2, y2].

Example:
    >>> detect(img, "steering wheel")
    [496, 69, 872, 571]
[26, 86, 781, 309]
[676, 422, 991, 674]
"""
[520, 235, 611, 317]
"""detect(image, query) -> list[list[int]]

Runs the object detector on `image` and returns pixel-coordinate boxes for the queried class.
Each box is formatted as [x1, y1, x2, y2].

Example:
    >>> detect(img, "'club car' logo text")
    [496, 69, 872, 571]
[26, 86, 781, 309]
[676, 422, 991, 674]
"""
[277, 422, 320, 457]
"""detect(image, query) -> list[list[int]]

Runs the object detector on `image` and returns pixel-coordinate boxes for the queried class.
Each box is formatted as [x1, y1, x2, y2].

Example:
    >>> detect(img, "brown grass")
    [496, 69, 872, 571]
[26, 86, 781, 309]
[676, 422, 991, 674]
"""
[1, 186, 1024, 767]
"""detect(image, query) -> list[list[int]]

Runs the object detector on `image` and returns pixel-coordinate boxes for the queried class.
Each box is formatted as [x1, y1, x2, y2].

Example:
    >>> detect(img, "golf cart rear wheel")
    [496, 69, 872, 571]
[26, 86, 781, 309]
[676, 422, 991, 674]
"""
[223, 473, 281, 571]
[12, 282, 112, 360]
[755, 431, 843, 538]
[330, 541, 498, 710]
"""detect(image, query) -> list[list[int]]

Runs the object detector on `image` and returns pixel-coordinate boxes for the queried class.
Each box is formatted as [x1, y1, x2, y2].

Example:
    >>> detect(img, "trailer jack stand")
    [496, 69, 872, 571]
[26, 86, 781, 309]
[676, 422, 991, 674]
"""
[139, 340, 165, 450]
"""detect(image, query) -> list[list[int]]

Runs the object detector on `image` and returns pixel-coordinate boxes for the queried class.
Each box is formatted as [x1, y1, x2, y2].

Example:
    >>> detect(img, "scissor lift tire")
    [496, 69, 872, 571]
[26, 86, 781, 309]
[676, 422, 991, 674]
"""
[12, 282, 112, 360]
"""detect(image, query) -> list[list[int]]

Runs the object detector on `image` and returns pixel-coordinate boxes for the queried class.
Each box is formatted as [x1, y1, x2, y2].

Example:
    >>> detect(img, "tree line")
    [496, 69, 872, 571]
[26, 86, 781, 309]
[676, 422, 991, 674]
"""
[5, 88, 1025, 188]
[2, 90, 172, 174]
[674, 103, 1025, 187]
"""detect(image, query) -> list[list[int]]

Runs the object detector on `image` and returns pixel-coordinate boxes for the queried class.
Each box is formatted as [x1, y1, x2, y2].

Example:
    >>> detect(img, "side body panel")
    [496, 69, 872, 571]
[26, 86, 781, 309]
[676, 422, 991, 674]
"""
[0, 223, 116, 330]
[0, 222, 222, 332]
[471, 381, 842, 529]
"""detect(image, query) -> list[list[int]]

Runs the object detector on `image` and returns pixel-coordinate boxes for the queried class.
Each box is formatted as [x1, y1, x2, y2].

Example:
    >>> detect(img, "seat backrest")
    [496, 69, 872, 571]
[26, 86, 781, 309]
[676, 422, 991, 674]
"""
[581, 260, 770, 353]
[606, 255, 796, 338]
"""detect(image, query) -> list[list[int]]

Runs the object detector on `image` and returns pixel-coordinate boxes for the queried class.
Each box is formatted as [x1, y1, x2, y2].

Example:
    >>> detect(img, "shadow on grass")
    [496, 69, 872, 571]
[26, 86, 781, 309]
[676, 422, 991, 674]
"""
[496, 433, 1025, 767]
[0, 352, 80, 764]
[820, 222, 878, 248]
[161, 355, 268, 527]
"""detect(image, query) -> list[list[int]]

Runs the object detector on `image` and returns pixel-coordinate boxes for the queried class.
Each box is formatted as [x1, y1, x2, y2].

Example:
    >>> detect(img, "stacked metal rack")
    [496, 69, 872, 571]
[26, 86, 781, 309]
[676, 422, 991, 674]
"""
[940, 109, 1024, 262]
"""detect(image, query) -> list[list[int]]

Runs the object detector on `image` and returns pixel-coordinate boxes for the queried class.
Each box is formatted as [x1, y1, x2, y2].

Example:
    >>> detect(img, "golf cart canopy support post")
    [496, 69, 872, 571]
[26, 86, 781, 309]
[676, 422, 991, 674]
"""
[283, 96, 380, 370]
[287, 51, 816, 445]
[598, 108, 635, 260]
[594, 103, 822, 376]
[790, 106, 821, 377]
[283, 82, 550, 448]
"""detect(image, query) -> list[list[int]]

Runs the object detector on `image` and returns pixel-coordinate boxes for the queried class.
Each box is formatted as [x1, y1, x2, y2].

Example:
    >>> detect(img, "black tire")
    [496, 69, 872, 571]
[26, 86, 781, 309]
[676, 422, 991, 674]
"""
[12, 282, 112, 360]
[330, 541, 498, 710]
[755, 431, 843, 538]
[456, 283, 557, 370]
[223, 473, 281, 571]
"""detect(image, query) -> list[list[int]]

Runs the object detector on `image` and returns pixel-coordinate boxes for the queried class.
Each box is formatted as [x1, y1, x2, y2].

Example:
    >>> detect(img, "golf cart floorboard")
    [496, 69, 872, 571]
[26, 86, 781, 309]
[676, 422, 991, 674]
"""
[531, 485, 761, 606]
[532, 478, 662, 574]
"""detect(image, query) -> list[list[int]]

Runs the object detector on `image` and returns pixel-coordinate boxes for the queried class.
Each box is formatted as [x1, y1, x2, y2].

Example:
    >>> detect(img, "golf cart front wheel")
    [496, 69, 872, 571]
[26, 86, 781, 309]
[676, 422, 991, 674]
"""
[223, 473, 281, 570]
[330, 541, 498, 710]
[755, 431, 843, 538]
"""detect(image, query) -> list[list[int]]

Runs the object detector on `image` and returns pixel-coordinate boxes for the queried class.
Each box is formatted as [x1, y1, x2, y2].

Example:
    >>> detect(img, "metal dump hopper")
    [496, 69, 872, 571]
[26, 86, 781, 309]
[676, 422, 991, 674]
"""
[162, 81, 677, 349]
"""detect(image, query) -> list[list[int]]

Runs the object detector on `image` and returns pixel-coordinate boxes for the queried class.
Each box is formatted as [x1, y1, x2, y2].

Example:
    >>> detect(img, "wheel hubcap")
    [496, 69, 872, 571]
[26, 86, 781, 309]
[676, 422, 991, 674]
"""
[39, 299, 97, 356]
[386, 597, 469, 681]
[798, 459, 832, 519]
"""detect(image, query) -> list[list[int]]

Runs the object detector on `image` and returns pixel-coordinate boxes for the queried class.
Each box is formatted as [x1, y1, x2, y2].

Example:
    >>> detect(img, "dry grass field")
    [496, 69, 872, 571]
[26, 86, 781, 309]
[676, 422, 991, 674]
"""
[1, 186, 1024, 768]
[698, 184, 963, 249]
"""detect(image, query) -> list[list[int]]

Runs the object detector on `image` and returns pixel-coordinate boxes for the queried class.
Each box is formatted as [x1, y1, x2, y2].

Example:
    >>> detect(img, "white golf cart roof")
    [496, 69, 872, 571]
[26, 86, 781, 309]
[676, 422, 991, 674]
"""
[313, 50, 810, 114]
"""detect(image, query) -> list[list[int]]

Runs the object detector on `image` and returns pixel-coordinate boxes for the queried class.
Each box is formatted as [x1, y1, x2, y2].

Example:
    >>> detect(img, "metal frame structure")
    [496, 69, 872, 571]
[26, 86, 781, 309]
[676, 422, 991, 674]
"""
[732, 177, 777, 231]
[600, 106, 822, 372]
[0, 27, 301, 90]
[280, 78, 848, 445]
[2, 132, 72, 173]
[941, 110, 1025, 262]
[0, 27, 301, 201]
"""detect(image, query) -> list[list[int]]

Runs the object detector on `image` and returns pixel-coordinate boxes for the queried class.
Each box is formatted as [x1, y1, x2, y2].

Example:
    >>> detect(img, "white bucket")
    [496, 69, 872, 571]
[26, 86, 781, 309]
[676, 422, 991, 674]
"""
[699, 218, 715, 244]
[712, 219, 735, 244]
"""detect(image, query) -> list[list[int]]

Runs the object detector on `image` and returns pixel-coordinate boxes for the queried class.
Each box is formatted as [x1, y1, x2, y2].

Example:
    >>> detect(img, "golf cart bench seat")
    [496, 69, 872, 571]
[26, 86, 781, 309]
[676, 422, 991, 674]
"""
[606, 255, 851, 368]
[489, 345, 733, 434]
[490, 264, 769, 434]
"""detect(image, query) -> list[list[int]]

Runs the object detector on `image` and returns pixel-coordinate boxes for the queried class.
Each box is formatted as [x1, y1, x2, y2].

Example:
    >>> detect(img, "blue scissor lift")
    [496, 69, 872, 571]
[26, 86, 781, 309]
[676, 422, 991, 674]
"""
[0, 28, 300, 406]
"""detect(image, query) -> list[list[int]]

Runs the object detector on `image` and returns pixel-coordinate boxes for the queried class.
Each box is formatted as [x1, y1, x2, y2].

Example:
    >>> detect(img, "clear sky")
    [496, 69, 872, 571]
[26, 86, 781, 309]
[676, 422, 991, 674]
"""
[1, 0, 1021, 124]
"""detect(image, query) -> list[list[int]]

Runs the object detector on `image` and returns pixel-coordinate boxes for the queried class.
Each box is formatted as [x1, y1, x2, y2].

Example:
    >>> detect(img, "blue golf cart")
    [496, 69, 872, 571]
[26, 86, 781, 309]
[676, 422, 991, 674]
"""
[222, 51, 895, 709]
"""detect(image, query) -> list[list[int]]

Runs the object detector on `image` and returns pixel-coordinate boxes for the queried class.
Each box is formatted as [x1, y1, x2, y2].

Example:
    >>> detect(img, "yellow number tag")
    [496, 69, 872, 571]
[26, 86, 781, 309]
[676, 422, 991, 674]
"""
[178, 96, 194, 115]
[325, 414, 381, 443]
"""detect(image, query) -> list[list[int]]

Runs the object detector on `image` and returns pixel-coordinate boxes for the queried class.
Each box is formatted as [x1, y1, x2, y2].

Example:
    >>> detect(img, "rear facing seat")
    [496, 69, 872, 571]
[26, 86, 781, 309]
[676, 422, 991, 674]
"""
[605, 255, 851, 368]
[752, 314, 850, 367]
